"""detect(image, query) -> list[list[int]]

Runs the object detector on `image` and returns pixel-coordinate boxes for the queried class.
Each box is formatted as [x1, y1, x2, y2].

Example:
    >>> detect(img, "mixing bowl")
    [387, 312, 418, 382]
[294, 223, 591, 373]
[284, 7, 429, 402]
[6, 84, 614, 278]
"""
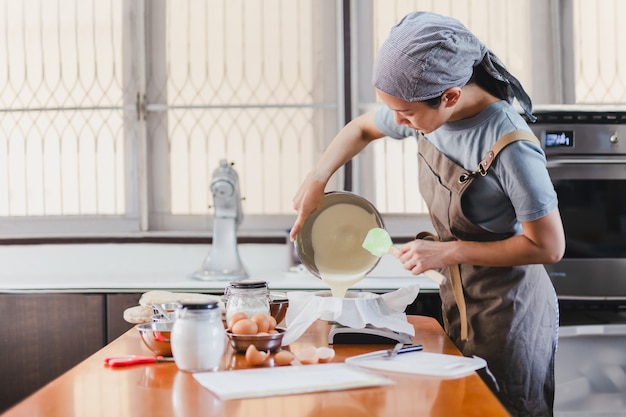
[295, 191, 384, 279]
[136, 321, 173, 356]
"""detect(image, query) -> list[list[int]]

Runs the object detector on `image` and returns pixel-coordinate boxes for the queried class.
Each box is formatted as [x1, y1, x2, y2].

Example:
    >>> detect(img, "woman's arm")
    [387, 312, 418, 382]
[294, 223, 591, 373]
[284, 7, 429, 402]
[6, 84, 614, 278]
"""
[396, 207, 565, 273]
[289, 111, 385, 241]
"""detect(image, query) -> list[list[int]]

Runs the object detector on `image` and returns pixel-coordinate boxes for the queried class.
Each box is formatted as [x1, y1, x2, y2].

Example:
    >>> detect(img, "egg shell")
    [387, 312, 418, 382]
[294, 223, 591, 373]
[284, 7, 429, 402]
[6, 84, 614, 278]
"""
[296, 346, 319, 365]
[245, 344, 269, 366]
[317, 347, 335, 363]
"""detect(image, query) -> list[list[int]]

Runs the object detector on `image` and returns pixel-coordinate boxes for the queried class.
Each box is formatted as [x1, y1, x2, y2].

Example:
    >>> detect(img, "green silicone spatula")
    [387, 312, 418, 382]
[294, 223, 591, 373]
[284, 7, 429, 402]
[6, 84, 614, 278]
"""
[362, 227, 399, 257]
[362, 227, 445, 285]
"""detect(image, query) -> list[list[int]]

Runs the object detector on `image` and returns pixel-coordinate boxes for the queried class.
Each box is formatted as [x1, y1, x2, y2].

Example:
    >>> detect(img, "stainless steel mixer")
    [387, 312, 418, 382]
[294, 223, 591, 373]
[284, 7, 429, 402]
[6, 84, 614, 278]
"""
[192, 159, 248, 281]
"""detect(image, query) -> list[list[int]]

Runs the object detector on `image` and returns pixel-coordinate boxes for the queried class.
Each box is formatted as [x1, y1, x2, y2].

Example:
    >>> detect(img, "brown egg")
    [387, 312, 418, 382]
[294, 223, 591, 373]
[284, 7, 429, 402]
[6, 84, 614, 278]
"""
[296, 346, 319, 365]
[231, 318, 259, 335]
[251, 314, 271, 333]
[245, 344, 269, 366]
[227, 312, 248, 330]
[317, 347, 336, 363]
[267, 315, 277, 330]
[274, 350, 295, 366]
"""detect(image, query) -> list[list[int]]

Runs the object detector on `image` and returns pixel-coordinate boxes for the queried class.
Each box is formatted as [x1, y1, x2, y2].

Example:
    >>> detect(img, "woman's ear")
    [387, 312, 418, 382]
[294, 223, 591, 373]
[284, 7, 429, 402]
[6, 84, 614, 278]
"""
[442, 88, 461, 107]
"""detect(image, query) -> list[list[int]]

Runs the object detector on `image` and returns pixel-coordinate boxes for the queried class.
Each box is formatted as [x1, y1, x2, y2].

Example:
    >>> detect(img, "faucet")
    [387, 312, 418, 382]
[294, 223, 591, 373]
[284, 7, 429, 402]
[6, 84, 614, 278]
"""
[192, 159, 248, 281]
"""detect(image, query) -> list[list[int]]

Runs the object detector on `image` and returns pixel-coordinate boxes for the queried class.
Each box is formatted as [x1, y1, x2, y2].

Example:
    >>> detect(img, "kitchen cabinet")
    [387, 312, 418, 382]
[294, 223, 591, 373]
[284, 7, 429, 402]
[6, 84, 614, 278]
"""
[0, 292, 144, 413]
[0, 293, 105, 413]
[106, 293, 142, 342]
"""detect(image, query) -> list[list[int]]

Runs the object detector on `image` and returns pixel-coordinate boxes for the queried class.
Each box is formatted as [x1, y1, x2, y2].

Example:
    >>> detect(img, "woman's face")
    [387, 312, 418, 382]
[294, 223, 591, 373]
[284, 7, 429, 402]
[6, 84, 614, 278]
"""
[376, 89, 455, 134]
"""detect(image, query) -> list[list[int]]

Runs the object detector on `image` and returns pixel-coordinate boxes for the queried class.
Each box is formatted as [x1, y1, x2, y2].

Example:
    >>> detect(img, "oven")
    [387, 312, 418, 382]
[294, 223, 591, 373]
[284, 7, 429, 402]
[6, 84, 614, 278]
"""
[529, 108, 626, 415]
[530, 110, 626, 300]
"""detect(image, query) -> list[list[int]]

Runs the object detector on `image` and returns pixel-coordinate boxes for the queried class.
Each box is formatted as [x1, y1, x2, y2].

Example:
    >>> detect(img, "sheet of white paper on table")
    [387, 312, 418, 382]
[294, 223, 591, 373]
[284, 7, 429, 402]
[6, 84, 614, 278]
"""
[193, 363, 395, 400]
[345, 351, 487, 379]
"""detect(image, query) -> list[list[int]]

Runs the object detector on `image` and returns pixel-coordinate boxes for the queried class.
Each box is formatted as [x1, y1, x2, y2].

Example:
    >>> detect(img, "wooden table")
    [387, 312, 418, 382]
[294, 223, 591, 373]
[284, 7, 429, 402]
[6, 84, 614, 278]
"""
[1, 316, 510, 417]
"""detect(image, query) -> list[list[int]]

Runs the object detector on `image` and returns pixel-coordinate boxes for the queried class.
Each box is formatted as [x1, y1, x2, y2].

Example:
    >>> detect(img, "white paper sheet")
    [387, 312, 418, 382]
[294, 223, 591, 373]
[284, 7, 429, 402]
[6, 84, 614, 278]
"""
[193, 363, 394, 400]
[346, 351, 486, 379]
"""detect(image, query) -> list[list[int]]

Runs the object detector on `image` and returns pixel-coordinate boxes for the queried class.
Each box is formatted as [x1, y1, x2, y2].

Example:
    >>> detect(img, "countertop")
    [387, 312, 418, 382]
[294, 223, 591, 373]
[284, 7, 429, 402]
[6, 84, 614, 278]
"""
[0, 316, 510, 417]
[0, 243, 439, 293]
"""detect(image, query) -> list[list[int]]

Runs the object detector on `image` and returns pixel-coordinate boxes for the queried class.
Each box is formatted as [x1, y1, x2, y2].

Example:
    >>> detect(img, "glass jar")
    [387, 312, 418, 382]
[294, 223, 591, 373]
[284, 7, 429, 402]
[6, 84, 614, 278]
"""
[224, 279, 270, 322]
[170, 300, 225, 372]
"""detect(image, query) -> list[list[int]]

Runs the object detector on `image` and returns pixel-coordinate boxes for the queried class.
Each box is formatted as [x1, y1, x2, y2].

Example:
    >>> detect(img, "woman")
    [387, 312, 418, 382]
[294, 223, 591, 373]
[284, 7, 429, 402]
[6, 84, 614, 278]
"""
[289, 11, 565, 417]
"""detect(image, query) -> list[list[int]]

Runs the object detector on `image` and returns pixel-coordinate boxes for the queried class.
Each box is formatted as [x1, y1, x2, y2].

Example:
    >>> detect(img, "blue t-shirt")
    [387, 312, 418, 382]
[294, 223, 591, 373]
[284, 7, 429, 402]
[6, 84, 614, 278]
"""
[374, 101, 557, 234]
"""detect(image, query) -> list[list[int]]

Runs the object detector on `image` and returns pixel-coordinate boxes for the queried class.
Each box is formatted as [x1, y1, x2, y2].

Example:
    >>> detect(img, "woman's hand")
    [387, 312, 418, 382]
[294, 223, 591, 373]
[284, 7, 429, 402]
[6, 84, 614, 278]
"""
[395, 239, 453, 275]
[289, 174, 327, 241]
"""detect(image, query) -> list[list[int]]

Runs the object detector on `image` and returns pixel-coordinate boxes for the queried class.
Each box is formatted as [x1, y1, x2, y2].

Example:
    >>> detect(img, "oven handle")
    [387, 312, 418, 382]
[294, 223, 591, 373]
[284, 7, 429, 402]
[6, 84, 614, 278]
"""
[547, 158, 626, 167]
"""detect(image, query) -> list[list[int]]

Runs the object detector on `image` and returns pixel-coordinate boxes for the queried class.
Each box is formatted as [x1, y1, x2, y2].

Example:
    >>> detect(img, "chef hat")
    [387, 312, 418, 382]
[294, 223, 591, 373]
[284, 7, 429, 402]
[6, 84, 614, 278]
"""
[372, 11, 536, 122]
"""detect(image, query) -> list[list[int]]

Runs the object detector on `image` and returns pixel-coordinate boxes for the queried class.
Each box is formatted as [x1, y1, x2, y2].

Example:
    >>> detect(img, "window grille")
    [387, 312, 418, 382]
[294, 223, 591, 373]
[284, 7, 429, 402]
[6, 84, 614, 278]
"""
[0, 0, 129, 218]
[1, 0, 624, 237]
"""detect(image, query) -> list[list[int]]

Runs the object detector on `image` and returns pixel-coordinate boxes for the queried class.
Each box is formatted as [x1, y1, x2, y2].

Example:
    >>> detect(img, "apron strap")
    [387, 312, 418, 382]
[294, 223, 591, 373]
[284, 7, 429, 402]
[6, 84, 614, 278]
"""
[460, 130, 541, 183]
[416, 231, 469, 342]
[448, 264, 467, 341]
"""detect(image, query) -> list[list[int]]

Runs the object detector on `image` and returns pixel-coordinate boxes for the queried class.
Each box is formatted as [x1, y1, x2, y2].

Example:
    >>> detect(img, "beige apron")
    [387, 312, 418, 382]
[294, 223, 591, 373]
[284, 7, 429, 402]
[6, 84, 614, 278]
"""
[417, 131, 558, 417]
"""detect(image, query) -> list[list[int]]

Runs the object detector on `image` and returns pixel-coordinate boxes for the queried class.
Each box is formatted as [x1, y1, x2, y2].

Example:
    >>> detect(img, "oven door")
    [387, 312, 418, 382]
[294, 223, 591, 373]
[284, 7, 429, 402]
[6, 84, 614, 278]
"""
[547, 158, 626, 299]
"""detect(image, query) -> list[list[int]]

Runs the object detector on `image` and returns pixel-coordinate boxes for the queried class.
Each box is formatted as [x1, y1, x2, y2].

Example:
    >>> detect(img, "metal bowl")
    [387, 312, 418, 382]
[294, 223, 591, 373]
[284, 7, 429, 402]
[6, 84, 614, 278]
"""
[226, 328, 285, 353]
[151, 303, 181, 322]
[136, 321, 173, 357]
[295, 191, 384, 279]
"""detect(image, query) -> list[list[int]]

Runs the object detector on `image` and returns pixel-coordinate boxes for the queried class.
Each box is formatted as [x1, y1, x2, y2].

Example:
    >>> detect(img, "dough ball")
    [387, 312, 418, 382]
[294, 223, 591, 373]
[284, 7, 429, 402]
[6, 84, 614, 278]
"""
[123, 305, 153, 324]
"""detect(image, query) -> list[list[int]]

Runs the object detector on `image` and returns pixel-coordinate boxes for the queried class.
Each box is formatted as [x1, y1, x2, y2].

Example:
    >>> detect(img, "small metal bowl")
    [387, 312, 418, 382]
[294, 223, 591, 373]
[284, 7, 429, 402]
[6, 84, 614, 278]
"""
[226, 328, 285, 353]
[136, 321, 173, 357]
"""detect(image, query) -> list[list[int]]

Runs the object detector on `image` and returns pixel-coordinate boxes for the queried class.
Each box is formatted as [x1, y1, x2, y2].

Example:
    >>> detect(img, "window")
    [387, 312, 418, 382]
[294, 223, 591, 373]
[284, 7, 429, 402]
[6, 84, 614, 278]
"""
[146, 0, 340, 234]
[1, 0, 624, 238]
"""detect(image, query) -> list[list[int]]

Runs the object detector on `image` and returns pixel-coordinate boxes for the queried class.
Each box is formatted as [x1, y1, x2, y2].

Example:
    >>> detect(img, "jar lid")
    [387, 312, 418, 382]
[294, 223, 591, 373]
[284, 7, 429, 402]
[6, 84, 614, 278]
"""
[180, 300, 220, 310]
[228, 279, 268, 289]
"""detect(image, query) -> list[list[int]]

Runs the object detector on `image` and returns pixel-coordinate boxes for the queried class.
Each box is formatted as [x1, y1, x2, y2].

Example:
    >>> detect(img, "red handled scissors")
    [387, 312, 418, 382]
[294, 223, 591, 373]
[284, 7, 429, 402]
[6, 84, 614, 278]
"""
[104, 355, 175, 367]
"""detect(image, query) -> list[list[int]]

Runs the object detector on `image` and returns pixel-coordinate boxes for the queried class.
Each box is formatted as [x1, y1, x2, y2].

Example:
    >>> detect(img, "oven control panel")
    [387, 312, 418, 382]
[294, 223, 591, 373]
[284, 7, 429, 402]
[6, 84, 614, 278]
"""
[525, 110, 626, 156]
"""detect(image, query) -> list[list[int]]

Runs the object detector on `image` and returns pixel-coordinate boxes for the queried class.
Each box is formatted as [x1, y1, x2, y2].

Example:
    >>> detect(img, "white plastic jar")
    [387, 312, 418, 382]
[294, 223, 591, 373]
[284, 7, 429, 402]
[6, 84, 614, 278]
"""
[170, 300, 225, 372]
[224, 279, 271, 322]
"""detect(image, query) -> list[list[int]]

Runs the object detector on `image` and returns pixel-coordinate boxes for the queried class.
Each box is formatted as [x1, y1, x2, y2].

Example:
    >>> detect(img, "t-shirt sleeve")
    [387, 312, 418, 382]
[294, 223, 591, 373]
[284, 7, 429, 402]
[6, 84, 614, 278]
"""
[496, 140, 558, 223]
[373, 105, 416, 139]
